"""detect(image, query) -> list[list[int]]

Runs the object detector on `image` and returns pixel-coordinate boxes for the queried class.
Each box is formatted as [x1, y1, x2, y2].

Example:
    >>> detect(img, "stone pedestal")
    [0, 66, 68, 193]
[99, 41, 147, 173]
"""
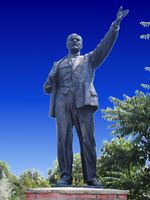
[26, 187, 129, 200]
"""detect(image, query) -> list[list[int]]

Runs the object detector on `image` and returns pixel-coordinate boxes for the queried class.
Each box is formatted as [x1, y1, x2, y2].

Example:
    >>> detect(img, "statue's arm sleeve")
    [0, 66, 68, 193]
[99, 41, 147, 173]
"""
[44, 62, 58, 94]
[88, 22, 120, 68]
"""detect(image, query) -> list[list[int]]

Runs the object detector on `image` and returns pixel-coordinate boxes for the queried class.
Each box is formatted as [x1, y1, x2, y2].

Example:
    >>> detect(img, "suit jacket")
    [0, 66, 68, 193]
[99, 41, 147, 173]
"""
[44, 23, 119, 118]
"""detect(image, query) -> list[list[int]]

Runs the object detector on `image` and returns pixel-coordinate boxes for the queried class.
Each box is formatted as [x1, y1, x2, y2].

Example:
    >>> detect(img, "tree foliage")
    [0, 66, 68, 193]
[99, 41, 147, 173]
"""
[19, 169, 49, 188]
[0, 162, 50, 200]
[102, 89, 150, 167]
[72, 154, 84, 185]
[0, 161, 18, 200]
[101, 65, 150, 199]
[0, 161, 11, 178]
[0, 173, 14, 200]
[97, 138, 150, 199]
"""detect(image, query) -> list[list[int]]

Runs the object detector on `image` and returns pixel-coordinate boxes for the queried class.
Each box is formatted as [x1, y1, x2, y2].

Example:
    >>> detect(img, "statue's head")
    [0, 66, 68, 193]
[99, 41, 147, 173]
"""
[66, 33, 83, 54]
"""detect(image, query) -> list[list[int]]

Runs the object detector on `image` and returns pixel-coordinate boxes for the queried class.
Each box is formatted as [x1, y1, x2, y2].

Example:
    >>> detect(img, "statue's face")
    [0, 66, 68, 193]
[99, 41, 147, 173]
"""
[66, 34, 83, 53]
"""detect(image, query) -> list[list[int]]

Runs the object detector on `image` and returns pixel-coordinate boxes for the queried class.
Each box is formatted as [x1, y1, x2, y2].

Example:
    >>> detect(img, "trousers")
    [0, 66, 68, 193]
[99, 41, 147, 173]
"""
[55, 91, 97, 182]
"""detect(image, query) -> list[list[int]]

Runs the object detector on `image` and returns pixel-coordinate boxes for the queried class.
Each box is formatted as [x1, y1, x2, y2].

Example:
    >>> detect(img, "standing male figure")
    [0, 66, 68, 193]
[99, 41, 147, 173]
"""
[44, 6, 129, 187]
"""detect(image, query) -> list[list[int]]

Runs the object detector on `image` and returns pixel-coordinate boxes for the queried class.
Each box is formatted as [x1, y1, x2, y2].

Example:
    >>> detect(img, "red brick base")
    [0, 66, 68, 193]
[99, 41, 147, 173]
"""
[26, 187, 128, 200]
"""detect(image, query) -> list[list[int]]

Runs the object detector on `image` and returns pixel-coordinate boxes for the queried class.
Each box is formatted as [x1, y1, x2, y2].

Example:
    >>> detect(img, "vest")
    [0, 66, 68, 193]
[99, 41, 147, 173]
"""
[57, 57, 78, 95]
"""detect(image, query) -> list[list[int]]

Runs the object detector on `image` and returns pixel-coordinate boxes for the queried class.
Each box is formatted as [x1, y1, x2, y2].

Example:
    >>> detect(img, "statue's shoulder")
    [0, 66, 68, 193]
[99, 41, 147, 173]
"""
[83, 53, 90, 61]
[54, 56, 68, 66]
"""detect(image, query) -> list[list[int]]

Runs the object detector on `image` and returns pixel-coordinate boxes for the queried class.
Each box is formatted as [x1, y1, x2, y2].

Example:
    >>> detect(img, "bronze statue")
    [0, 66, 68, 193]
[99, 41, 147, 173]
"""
[44, 6, 129, 187]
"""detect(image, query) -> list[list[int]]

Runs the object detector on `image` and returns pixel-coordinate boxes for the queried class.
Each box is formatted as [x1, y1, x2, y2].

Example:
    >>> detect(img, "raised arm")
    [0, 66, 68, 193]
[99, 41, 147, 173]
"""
[88, 6, 129, 68]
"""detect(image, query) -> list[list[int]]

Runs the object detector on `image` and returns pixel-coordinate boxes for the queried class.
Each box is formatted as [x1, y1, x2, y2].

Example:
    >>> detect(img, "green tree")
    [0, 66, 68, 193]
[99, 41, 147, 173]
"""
[19, 169, 49, 188]
[16, 169, 50, 200]
[0, 162, 50, 200]
[72, 154, 84, 186]
[102, 89, 150, 167]
[0, 161, 11, 178]
[0, 161, 22, 200]
[0, 167, 3, 180]
[97, 138, 150, 199]
[0, 173, 14, 200]
[101, 66, 150, 199]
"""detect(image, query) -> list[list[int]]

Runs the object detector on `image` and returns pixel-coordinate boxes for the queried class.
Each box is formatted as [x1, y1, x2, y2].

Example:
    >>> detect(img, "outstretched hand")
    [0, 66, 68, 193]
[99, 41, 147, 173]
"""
[115, 6, 129, 26]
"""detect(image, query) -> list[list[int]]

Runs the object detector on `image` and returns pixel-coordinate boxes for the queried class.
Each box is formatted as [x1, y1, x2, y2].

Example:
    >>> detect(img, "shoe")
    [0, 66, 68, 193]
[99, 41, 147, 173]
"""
[55, 175, 72, 186]
[87, 178, 103, 188]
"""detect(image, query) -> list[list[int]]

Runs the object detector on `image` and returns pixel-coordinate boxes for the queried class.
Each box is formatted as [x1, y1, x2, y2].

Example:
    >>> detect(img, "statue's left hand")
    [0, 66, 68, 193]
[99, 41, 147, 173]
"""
[115, 6, 129, 26]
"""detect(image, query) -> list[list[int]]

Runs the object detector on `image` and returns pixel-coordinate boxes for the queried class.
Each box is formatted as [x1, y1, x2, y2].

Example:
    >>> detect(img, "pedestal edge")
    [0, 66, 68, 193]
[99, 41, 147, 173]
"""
[26, 187, 129, 195]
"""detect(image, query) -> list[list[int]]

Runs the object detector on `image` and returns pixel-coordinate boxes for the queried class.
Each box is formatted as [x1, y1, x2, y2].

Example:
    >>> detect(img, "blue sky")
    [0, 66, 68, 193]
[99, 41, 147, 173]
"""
[0, 0, 150, 177]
